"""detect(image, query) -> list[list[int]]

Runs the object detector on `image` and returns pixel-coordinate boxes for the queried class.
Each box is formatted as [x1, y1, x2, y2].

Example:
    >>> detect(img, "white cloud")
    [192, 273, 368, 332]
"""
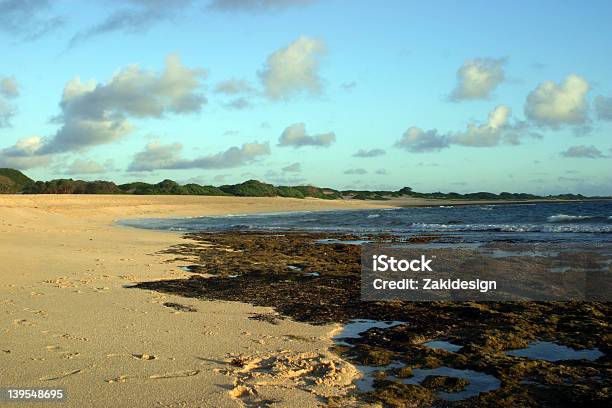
[450, 58, 506, 100]
[209, 0, 314, 12]
[128, 141, 270, 171]
[41, 54, 206, 154]
[259, 36, 326, 100]
[63, 158, 115, 174]
[69, 0, 192, 47]
[0, 77, 19, 98]
[397, 106, 537, 152]
[282, 162, 301, 172]
[594, 95, 612, 121]
[278, 123, 335, 147]
[560, 145, 607, 158]
[215, 79, 254, 95]
[344, 168, 367, 175]
[524, 74, 590, 127]
[0, 76, 18, 127]
[353, 148, 385, 158]
[452, 105, 519, 147]
[224, 97, 251, 110]
[127, 141, 184, 172]
[0, 98, 15, 128]
[395, 127, 449, 152]
[0, 0, 64, 40]
[0, 136, 52, 169]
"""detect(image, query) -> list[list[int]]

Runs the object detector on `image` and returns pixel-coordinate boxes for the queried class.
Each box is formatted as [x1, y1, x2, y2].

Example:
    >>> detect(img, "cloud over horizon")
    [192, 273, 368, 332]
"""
[353, 148, 386, 158]
[282, 162, 301, 172]
[278, 123, 335, 147]
[594, 95, 612, 121]
[450, 58, 506, 101]
[396, 105, 538, 152]
[561, 145, 607, 158]
[524, 74, 590, 127]
[395, 127, 450, 152]
[259, 36, 326, 100]
[41, 54, 206, 154]
[128, 141, 270, 171]
[0, 136, 52, 169]
[0, 76, 18, 127]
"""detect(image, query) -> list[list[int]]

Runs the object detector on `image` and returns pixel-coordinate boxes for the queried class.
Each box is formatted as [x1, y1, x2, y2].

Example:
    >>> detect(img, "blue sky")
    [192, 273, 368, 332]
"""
[1, 0, 611, 194]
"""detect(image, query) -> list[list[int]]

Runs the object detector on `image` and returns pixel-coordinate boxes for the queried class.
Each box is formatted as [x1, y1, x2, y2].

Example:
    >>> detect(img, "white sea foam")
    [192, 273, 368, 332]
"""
[547, 214, 593, 222]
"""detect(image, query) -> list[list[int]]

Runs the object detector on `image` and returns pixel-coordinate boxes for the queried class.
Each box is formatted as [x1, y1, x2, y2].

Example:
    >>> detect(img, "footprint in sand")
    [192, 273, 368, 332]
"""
[13, 319, 35, 326]
[39, 369, 82, 381]
[148, 370, 200, 379]
[57, 333, 89, 342]
[105, 375, 131, 383]
[132, 353, 157, 360]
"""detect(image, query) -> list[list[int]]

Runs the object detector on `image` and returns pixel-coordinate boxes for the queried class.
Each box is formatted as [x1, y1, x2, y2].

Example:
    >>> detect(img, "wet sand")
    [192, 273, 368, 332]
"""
[0, 195, 390, 408]
[134, 231, 610, 407]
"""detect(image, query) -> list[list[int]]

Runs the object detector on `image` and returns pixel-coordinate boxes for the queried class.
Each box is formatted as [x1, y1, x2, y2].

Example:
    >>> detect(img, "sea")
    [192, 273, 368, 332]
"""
[120, 200, 612, 244]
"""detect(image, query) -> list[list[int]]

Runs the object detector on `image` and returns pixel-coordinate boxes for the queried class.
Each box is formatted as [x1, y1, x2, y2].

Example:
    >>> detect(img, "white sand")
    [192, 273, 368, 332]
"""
[0, 195, 391, 407]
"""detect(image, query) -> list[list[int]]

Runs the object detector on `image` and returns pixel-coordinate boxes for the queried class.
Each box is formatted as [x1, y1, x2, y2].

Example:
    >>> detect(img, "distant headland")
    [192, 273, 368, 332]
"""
[0, 168, 608, 201]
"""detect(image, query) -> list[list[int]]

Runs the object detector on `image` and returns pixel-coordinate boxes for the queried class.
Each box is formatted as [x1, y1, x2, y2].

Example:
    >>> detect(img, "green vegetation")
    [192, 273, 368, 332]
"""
[0, 168, 602, 201]
[118, 179, 228, 196]
[219, 180, 342, 199]
[0, 168, 34, 193]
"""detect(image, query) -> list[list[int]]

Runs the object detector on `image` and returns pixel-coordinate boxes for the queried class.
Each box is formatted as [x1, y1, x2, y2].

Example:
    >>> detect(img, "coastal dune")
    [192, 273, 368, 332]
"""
[0, 195, 390, 407]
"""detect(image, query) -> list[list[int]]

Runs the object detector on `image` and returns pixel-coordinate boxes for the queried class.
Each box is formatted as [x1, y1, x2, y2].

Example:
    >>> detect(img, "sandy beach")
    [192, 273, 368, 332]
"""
[0, 195, 393, 408]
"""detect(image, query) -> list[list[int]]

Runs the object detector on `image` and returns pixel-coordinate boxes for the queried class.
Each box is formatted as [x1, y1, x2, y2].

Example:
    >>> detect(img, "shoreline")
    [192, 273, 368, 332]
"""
[0, 195, 389, 408]
[1, 195, 609, 407]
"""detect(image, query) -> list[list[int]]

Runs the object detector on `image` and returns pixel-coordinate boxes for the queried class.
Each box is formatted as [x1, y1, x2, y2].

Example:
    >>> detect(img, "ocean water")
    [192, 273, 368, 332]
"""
[120, 201, 612, 243]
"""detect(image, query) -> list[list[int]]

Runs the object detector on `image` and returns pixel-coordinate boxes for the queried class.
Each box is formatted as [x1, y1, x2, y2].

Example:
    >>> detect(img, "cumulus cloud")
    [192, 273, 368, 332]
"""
[0, 77, 18, 98]
[0, 76, 18, 127]
[128, 141, 270, 171]
[594, 95, 612, 121]
[209, 0, 314, 12]
[375, 168, 387, 175]
[451, 105, 527, 147]
[560, 145, 607, 159]
[41, 54, 206, 154]
[278, 123, 335, 147]
[524, 74, 590, 127]
[63, 158, 115, 174]
[0, 136, 52, 169]
[450, 58, 506, 101]
[259, 36, 326, 100]
[127, 141, 183, 171]
[397, 106, 537, 152]
[214, 79, 254, 95]
[395, 127, 449, 152]
[0, 99, 15, 127]
[282, 162, 301, 172]
[69, 0, 192, 47]
[0, 0, 64, 40]
[264, 169, 306, 185]
[353, 148, 385, 158]
[344, 168, 367, 175]
[225, 97, 251, 110]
